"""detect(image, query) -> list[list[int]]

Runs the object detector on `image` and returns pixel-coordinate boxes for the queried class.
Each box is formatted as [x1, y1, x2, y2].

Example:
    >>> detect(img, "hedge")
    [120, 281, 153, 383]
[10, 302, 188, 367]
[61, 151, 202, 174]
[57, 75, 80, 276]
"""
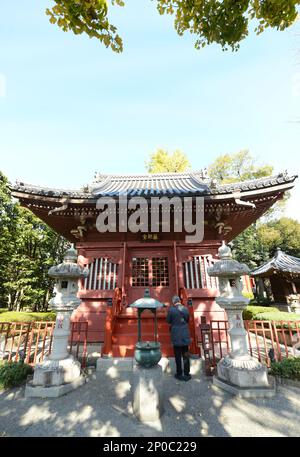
[0, 311, 56, 323]
[270, 357, 300, 380]
[0, 361, 33, 390]
[255, 312, 300, 322]
[253, 312, 300, 329]
[243, 306, 279, 321]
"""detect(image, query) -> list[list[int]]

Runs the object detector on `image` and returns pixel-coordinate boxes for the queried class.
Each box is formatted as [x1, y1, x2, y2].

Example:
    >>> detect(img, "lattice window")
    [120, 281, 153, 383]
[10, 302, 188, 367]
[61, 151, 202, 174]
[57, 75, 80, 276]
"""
[183, 256, 219, 290]
[131, 257, 170, 287]
[132, 257, 149, 287]
[84, 258, 118, 290]
[152, 257, 169, 287]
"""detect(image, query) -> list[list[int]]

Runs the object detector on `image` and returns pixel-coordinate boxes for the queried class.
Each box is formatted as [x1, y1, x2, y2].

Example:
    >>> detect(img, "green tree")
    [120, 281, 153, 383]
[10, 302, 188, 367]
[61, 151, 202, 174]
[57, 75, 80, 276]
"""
[257, 217, 300, 258]
[0, 171, 68, 312]
[208, 150, 273, 184]
[207, 150, 290, 218]
[146, 149, 191, 173]
[232, 217, 300, 268]
[231, 224, 269, 269]
[45, 0, 299, 52]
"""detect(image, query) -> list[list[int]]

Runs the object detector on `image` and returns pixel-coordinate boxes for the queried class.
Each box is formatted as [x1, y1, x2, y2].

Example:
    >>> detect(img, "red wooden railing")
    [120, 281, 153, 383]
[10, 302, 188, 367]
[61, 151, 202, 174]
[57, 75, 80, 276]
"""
[179, 287, 201, 357]
[199, 318, 300, 375]
[102, 287, 123, 358]
[245, 320, 300, 366]
[0, 321, 88, 368]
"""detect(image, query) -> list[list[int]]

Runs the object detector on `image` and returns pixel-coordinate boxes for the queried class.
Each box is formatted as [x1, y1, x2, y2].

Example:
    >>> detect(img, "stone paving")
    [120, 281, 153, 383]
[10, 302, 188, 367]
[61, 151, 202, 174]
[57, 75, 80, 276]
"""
[1, 367, 300, 437]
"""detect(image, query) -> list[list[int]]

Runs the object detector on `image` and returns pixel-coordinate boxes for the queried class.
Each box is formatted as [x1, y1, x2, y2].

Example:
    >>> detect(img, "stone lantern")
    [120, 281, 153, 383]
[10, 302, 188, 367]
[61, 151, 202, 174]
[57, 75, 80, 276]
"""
[26, 246, 89, 398]
[208, 242, 274, 398]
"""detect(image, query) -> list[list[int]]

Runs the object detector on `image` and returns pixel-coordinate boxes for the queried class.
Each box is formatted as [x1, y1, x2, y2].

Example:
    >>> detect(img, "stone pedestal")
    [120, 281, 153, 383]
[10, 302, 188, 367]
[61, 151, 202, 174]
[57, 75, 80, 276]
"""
[217, 355, 269, 388]
[132, 362, 164, 423]
[25, 356, 86, 398]
[213, 376, 276, 399]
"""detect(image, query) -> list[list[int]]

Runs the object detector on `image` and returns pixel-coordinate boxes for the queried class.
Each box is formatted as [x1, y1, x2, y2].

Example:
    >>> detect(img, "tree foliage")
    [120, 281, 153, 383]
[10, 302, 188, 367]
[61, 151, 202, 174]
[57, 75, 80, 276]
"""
[0, 171, 68, 312]
[146, 149, 191, 173]
[46, 0, 124, 52]
[207, 150, 274, 184]
[257, 217, 300, 258]
[157, 0, 300, 51]
[207, 150, 290, 218]
[232, 217, 300, 268]
[45, 1, 299, 52]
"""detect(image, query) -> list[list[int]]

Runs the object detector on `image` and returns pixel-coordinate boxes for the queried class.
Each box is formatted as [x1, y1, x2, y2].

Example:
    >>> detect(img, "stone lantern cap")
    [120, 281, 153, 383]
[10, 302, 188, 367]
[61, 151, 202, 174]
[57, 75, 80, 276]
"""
[130, 289, 165, 310]
[208, 242, 250, 278]
[48, 246, 89, 279]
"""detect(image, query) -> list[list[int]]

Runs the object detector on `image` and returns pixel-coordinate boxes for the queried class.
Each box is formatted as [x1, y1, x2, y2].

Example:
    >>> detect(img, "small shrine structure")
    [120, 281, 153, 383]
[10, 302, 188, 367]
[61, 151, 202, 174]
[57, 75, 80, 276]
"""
[251, 248, 300, 312]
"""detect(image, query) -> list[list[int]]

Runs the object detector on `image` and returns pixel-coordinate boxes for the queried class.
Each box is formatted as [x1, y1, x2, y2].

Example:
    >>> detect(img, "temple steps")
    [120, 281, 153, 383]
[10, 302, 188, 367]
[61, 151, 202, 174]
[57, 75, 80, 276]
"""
[114, 321, 170, 333]
[111, 343, 174, 358]
[117, 311, 168, 319]
[112, 334, 172, 345]
[110, 309, 172, 356]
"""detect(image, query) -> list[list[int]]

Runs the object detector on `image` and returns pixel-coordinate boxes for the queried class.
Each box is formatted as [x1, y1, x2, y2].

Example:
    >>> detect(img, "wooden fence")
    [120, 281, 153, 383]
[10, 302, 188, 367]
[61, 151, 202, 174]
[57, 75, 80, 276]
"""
[0, 321, 89, 368]
[199, 318, 300, 375]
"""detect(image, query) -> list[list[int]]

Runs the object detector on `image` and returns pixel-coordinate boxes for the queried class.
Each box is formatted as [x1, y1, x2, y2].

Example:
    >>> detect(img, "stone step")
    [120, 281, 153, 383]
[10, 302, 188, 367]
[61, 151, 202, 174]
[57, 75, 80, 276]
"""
[114, 322, 170, 333]
[111, 344, 175, 358]
[112, 334, 172, 345]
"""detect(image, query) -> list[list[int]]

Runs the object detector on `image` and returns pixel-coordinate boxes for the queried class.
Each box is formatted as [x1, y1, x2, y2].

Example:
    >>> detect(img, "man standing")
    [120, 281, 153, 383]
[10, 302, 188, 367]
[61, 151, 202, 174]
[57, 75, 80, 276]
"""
[166, 295, 191, 381]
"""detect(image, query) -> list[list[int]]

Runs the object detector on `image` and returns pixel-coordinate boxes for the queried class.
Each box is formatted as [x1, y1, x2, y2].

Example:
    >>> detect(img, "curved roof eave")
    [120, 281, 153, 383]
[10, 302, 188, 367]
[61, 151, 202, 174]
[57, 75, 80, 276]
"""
[251, 250, 300, 277]
[9, 171, 297, 203]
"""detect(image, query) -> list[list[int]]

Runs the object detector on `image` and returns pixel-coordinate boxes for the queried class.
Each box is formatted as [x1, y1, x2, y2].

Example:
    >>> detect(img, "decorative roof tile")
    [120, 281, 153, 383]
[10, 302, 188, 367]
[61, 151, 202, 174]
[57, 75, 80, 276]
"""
[10, 171, 297, 199]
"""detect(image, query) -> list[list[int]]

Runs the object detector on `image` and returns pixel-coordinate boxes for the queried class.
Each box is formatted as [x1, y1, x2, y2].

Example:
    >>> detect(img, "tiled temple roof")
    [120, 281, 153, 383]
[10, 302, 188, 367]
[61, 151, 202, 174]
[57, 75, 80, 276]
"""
[251, 249, 300, 278]
[11, 170, 297, 199]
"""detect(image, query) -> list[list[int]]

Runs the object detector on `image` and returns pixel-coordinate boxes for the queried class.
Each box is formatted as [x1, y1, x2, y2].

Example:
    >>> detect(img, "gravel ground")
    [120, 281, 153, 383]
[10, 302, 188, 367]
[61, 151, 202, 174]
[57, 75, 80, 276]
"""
[0, 369, 300, 437]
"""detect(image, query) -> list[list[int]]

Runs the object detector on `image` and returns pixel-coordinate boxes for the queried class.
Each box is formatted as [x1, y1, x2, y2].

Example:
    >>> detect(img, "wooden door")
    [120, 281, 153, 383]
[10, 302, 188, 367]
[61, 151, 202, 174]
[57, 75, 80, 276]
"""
[126, 248, 176, 306]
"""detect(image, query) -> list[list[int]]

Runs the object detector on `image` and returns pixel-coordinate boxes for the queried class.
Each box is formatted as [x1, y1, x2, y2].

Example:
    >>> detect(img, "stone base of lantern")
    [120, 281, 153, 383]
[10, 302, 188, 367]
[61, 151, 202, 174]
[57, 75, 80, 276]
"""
[25, 355, 86, 398]
[213, 376, 276, 398]
[213, 355, 276, 398]
[132, 362, 164, 423]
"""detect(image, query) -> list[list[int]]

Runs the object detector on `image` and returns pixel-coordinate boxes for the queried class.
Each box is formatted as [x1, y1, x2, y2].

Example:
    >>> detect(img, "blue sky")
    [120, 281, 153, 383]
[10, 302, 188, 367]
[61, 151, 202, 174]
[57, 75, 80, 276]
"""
[0, 1, 299, 220]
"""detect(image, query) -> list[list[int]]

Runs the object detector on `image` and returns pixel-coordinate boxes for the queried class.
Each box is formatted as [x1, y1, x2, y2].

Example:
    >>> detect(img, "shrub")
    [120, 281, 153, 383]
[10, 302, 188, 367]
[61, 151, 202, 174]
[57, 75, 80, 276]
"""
[0, 361, 33, 390]
[254, 312, 300, 329]
[270, 357, 300, 380]
[255, 312, 300, 322]
[0, 312, 56, 323]
[243, 306, 279, 321]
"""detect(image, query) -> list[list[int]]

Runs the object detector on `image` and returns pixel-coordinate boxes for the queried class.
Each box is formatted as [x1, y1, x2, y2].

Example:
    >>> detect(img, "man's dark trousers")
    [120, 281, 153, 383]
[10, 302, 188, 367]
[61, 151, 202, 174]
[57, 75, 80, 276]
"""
[174, 345, 190, 376]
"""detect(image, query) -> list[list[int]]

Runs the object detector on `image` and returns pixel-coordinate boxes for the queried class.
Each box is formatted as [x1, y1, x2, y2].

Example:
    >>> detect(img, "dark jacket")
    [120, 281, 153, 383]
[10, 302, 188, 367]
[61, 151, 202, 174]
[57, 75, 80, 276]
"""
[166, 304, 191, 347]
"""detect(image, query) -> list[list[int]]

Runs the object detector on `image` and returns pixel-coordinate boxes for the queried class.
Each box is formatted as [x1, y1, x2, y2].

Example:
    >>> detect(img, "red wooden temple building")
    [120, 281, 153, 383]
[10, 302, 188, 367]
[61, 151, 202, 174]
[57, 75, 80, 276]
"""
[11, 170, 297, 357]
